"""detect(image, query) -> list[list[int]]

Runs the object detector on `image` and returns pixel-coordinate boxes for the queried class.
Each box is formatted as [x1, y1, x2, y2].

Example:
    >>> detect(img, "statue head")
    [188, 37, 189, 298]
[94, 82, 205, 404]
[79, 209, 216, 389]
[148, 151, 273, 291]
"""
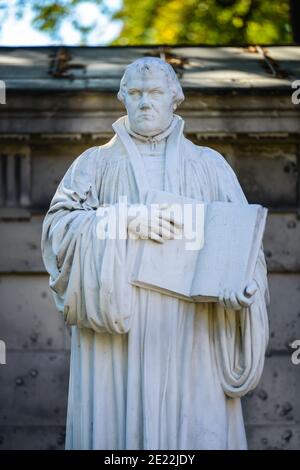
[117, 57, 185, 137]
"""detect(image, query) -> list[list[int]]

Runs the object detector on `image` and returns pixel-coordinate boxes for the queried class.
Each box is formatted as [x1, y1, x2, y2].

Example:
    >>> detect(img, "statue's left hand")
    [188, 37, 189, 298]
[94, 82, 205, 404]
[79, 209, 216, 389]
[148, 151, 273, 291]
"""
[218, 279, 258, 310]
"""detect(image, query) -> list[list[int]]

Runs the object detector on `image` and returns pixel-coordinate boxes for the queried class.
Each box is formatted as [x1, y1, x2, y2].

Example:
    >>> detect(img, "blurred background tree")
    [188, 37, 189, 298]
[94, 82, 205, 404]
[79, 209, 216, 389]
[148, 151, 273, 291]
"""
[0, 0, 113, 44]
[0, 0, 298, 45]
[113, 0, 294, 45]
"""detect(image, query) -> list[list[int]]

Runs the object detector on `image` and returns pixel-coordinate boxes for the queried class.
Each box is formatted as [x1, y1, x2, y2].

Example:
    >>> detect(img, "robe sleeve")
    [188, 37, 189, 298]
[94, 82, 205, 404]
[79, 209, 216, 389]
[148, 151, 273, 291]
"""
[41, 146, 133, 335]
[205, 148, 270, 398]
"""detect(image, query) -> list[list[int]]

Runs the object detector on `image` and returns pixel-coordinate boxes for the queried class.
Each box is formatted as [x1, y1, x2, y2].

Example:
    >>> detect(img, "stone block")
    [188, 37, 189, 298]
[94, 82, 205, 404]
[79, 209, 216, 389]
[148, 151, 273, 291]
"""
[0, 274, 67, 351]
[0, 351, 69, 426]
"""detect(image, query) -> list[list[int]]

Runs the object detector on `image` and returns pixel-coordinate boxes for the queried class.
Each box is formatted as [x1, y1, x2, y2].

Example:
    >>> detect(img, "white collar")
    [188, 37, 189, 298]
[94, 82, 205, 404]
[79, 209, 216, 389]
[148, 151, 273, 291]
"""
[112, 114, 185, 198]
[124, 115, 179, 144]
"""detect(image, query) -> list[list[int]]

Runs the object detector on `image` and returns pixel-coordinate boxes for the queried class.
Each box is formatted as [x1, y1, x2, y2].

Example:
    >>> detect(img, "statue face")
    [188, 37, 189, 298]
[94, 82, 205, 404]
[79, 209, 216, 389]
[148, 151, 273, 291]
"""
[123, 69, 174, 136]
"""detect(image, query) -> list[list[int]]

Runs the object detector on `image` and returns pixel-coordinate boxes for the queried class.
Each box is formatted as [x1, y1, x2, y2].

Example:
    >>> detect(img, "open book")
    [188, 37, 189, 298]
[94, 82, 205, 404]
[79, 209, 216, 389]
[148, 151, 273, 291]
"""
[129, 190, 268, 302]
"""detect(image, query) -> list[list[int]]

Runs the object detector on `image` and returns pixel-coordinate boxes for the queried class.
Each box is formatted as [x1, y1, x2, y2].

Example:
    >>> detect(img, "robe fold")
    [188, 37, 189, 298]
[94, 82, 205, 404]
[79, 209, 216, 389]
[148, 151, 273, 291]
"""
[41, 115, 269, 450]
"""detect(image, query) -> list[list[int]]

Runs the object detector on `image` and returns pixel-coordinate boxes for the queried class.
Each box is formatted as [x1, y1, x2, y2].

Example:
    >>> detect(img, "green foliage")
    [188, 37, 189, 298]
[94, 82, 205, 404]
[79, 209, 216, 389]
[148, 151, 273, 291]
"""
[0, 0, 108, 42]
[112, 0, 292, 45]
[0, 0, 293, 45]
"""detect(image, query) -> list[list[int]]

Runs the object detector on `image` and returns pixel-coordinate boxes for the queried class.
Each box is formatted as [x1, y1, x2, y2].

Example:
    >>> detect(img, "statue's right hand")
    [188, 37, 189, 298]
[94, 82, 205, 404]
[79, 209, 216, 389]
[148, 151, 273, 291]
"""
[127, 203, 183, 243]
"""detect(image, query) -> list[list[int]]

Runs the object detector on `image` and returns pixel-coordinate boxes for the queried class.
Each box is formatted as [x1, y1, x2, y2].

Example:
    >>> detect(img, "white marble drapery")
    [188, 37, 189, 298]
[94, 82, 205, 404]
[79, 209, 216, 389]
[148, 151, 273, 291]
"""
[41, 115, 269, 450]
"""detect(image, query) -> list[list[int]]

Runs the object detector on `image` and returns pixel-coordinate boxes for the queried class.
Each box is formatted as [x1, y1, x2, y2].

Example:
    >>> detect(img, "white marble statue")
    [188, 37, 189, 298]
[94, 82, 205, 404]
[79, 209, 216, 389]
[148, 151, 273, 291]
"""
[41, 57, 270, 450]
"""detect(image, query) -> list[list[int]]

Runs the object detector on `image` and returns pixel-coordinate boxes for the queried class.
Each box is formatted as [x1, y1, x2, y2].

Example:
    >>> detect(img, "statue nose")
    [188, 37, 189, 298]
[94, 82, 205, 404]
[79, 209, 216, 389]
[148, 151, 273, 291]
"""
[139, 94, 151, 109]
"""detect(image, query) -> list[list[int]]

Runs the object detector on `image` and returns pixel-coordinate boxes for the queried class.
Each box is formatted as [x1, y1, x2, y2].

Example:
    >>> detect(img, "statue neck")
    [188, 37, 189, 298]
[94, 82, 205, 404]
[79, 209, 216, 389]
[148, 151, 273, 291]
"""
[124, 116, 178, 145]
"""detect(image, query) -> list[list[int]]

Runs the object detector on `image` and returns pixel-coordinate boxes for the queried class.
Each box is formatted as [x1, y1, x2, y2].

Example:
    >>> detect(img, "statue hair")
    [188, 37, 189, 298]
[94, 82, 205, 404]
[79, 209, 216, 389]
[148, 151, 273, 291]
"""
[117, 57, 185, 108]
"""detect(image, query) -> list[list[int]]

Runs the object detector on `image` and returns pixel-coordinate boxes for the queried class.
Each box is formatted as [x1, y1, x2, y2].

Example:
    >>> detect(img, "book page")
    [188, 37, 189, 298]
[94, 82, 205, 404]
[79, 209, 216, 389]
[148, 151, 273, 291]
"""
[191, 202, 263, 298]
[244, 206, 268, 284]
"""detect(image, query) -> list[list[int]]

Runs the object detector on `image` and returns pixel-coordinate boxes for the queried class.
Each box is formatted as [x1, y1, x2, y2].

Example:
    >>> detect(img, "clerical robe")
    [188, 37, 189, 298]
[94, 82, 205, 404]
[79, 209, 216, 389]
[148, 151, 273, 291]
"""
[41, 115, 269, 450]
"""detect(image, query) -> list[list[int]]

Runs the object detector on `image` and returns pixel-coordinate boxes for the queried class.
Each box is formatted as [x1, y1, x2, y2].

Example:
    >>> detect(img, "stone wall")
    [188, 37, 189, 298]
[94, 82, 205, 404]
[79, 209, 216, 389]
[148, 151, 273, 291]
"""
[0, 89, 299, 449]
